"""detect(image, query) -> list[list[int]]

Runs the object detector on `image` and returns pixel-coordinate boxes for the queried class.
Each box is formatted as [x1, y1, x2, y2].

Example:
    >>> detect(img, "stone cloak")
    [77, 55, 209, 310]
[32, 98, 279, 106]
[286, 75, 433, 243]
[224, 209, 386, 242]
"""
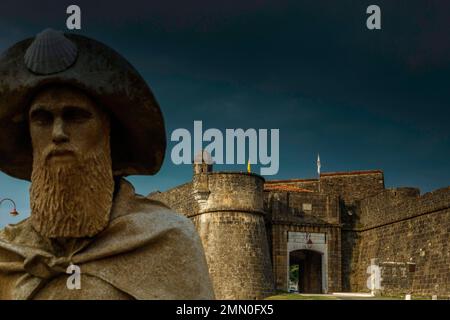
[0, 179, 215, 300]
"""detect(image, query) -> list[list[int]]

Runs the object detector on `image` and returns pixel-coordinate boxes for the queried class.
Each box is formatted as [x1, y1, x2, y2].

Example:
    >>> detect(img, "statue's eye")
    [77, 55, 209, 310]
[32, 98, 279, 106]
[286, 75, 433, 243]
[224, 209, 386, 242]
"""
[63, 107, 92, 123]
[30, 109, 53, 126]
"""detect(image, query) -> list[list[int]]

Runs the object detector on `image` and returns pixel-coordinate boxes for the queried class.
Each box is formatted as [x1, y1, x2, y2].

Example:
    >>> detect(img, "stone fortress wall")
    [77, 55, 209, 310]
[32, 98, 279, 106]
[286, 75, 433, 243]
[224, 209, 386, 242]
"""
[348, 186, 450, 296]
[151, 166, 274, 299]
[313, 171, 449, 296]
[263, 185, 342, 292]
[191, 172, 274, 299]
[311, 171, 387, 292]
[149, 182, 198, 217]
[149, 164, 450, 298]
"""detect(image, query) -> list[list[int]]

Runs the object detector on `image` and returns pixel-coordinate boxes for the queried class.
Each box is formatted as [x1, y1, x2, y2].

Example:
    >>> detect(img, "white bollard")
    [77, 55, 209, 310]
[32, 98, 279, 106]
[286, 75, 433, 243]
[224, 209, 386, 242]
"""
[432, 295, 438, 300]
[405, 294, 411, 300]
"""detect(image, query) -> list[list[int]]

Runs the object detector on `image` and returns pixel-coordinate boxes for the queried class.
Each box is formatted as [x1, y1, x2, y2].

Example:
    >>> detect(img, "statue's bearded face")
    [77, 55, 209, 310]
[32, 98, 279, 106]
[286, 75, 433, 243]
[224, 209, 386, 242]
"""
[28, 85, 114, 238]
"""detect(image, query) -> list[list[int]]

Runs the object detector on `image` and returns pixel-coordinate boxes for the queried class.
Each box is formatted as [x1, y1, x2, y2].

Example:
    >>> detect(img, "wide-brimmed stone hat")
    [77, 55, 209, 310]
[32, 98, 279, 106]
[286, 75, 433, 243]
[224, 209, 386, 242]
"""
[0, 29, 166, 181]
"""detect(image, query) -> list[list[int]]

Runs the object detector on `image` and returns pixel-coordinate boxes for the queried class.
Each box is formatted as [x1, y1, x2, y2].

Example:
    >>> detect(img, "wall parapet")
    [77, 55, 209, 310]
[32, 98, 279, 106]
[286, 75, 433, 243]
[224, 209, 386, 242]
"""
[195, 172, 265, 215]
[356, 186, 450, 230]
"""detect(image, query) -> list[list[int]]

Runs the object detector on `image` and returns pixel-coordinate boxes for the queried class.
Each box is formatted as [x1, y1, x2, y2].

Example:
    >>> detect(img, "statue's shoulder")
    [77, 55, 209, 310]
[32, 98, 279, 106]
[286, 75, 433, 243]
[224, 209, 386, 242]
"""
[0, 219, 29, 242]
[0, 218, 45, 248]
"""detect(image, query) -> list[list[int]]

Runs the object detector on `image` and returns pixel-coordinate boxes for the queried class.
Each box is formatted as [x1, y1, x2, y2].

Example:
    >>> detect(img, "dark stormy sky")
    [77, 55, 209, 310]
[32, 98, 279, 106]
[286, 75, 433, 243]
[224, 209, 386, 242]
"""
[0, 0, 449, 226]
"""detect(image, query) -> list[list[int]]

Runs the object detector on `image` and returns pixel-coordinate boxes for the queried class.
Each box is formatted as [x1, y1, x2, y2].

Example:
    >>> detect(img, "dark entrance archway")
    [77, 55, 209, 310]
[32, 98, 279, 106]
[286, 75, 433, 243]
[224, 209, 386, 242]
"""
[289, 250, 323, 293]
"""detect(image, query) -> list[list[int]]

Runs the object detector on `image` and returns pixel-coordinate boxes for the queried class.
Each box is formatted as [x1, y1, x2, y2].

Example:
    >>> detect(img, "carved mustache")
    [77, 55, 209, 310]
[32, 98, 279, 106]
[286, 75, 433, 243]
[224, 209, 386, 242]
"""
[43, 146, 78, 161]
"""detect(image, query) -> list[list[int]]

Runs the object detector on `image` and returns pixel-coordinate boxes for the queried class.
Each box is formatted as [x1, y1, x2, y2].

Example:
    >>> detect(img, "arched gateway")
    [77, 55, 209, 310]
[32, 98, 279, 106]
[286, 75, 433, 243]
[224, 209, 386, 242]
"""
[287, 232, 328, 293]
[289, 249, 323, 293]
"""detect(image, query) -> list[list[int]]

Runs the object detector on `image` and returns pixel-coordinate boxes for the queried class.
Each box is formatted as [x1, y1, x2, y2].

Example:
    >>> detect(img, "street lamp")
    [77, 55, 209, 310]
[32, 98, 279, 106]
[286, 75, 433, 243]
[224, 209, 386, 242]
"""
[0, 198, 19, 216]
[305, 232, 313, 249]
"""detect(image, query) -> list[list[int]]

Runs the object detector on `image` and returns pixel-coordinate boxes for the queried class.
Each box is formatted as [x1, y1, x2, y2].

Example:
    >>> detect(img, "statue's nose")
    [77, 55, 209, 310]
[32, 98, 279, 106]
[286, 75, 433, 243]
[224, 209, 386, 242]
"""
[52, 118, 69, 144]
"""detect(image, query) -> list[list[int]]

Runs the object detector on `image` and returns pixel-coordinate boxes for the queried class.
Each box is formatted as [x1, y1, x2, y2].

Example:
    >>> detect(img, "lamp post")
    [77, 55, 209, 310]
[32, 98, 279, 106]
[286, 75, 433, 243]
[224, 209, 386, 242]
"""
[305, 232, 313, 249]
[0, 198, 19, 216]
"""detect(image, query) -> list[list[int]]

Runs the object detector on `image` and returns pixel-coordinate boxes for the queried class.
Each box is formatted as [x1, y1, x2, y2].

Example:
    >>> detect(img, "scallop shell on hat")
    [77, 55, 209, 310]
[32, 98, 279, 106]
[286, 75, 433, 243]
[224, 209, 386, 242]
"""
[24, 28, 78, 75]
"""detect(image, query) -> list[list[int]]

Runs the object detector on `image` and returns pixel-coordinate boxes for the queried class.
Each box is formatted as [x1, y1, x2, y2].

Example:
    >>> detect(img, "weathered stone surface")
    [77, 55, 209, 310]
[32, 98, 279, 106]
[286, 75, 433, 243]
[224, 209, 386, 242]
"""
[151, 171, 274, 299]
[192, 172, 274, 299]
[0, 30, 166, 180]
[152, 167, 450, 299]
[0, 179, 215, 300]
[192, 211, 274, 299]
[345, 187, 450, 297]
[0, 30, 214, 300]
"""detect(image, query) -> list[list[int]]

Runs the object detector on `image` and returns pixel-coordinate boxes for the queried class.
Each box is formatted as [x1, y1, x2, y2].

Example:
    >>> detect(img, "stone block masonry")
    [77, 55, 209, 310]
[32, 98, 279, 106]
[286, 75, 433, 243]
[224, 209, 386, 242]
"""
[192, 211, 274, 299]
[149, 165, 450, 299]
[347, 187, 450, 297]
[191, 172, 274, 299]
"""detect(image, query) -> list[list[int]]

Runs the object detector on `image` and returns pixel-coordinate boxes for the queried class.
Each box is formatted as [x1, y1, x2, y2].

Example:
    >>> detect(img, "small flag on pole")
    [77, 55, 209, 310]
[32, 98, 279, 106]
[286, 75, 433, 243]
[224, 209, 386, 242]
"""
[247, 159, 251, 173]
[317, 154, 321, 175]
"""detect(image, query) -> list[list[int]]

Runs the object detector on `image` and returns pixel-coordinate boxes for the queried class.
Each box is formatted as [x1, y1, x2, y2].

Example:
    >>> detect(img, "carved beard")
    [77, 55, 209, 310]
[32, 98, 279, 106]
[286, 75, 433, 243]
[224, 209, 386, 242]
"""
[30, 142, 114, 239]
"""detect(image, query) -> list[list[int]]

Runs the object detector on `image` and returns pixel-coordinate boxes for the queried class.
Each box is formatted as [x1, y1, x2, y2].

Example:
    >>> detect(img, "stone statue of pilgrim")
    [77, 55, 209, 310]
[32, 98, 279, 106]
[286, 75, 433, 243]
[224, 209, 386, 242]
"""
[0, 29, 215, 300]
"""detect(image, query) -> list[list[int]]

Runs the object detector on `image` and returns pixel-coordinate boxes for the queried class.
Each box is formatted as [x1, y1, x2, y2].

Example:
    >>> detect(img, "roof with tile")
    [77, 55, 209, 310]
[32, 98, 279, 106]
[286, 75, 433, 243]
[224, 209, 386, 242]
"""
[264, 184, 314, 193]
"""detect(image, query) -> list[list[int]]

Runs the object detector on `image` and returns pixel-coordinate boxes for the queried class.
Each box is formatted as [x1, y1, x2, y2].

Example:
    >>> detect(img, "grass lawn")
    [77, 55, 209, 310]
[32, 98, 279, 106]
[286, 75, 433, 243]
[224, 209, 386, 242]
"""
[265, 292, 443, 300]
[266, 292, 339, 300]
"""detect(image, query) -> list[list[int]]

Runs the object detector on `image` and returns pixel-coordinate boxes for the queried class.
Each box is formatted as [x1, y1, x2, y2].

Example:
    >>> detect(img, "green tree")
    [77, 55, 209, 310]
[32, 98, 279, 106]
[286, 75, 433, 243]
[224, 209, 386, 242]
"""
[289, 264, 299, 284]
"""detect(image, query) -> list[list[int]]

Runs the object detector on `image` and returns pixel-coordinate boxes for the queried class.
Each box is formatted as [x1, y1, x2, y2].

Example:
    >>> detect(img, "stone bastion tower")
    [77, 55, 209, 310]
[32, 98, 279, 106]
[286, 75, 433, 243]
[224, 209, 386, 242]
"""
[190, 152, 274, 299]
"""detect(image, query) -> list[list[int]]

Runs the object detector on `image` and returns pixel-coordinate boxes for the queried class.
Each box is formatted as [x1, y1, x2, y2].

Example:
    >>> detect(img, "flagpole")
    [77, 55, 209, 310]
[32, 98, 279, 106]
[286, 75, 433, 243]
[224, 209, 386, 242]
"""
[317, 154, 321, 193]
